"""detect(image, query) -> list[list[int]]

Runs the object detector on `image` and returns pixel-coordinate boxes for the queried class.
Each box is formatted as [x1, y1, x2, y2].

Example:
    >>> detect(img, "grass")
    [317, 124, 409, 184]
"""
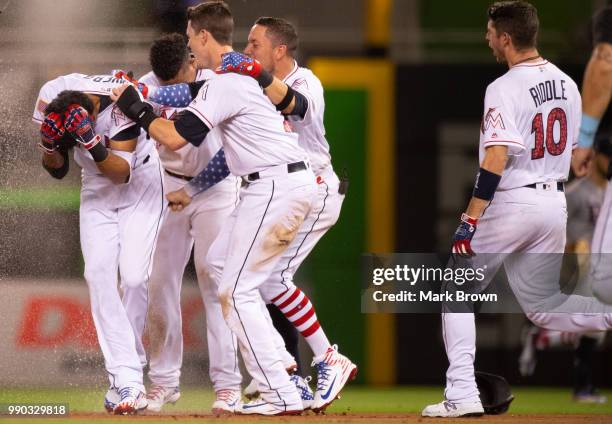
[0, 385, 611, 423]
[0, 186, 80, 210]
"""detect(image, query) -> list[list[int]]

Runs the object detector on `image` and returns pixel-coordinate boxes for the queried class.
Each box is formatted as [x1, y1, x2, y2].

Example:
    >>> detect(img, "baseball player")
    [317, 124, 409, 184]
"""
[111, 1, 317, 415]
[33, 75, 164, 415]
[129, 34, 244, 414]
[423, 2, 612, 417]
[575, 6, 612, 304]
[519, 135, 610, 403]
[216, 18, 356, 411]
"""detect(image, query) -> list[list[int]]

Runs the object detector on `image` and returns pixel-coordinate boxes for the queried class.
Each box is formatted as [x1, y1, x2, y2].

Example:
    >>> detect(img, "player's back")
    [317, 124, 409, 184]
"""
[479, 60, 581, 190]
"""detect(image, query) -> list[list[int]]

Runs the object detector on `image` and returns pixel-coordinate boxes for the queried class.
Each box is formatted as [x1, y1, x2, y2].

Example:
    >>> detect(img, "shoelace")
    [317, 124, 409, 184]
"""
[147, 386, 165, 401]
[118, 387, 137, 401]
[217, 389, 237, 402]
[314, 361, 332, 392]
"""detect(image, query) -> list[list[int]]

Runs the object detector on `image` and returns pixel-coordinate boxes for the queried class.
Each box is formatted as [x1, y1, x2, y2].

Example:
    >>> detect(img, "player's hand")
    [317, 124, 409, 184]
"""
[216, 51, 262, 78]
[39, 112, 65, 154]
[166, 188, 192, 212]
[451, 213, 478, 258]
[63, 104, 101, 150]
[111, 84, 130, 102]
[113, 70, 149, 99]
[571, 147, 593, 177]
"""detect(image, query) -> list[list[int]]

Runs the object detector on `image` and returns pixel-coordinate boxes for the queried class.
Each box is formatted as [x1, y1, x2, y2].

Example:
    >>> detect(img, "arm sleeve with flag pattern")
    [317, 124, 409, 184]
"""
[183, 148, 231, 197]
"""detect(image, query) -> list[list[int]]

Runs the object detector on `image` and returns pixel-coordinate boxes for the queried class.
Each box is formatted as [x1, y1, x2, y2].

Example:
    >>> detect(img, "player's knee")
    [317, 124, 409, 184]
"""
[217, 288, 233, 320]
[121, 269, 148, 290]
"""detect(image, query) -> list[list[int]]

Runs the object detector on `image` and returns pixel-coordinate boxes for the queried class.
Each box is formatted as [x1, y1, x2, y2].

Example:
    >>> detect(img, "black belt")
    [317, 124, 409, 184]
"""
[246, 161, 307, 182]
[165, 169, 194, 181]
[524, 182, 564, 192]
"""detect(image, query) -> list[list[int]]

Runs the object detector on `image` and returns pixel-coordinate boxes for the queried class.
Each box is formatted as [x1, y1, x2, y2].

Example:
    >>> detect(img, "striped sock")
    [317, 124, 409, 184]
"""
[271, 287, 331, 357]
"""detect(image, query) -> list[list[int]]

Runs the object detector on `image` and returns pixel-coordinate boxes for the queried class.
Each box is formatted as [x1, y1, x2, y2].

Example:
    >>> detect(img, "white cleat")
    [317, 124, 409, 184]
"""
[145, 385, 180, 413]
[290, 374, 315, 410]
[311, 345, 357, 412]
[239, 396, 303, 416]
[104, 388, 120, 413]
[113, 387, 148, 415]
[211, 389, 242, 416]
[421, 400, 484, 417]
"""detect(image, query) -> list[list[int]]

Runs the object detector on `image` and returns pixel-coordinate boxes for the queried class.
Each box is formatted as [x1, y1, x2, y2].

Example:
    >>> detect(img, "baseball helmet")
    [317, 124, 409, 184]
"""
[475, 371, 514, 415]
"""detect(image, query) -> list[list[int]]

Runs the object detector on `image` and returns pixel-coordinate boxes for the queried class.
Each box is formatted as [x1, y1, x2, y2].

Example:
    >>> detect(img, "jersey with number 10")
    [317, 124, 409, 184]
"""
[478, 60, 581, 190]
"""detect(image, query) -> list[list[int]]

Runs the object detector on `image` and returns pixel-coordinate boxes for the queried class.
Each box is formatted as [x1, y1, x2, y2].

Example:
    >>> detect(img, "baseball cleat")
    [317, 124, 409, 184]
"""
[146, 385, 180, 412]
[311, 345, 358, 412]
[573, 390, 608, 404]
[212, 389, 242, 416]
[290, 374, 315, 410]
[103, 387, 120, 413]
[421, 400, 484, 417]
[113, 387, 148, 415]
[238, 397, 303, 416]
[519, 324, 540, 377]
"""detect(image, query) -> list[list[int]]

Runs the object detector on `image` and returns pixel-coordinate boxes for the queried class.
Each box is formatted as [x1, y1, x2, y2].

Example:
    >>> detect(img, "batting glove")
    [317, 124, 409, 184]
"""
[216, 51, 273, 87]
[39, 112, 65, 154]
[113, 70, 149, 99]
[63, 104, 101, 150]
[451, 213, 478, 258]
[216, 51, 262, 77]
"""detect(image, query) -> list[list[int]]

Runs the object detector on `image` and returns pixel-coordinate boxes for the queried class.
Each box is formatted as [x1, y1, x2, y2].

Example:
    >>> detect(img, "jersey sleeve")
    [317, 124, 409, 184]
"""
[108, 105, 138, 140]
[185, 75, 245, 129]
[479, 83, 525, 155]
[288, 77, 316, 124]
[32, 84, 53, 124]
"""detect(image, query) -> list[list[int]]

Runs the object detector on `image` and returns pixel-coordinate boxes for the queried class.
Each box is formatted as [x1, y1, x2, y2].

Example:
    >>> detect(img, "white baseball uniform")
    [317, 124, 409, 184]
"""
[257, 61, 344, 358]
[590, 170, 612, 303]
[182, 70, 317, 403]
[136, 69, 243, 392]
[33, 74, 165, 392]
[441, 60, 612, 403]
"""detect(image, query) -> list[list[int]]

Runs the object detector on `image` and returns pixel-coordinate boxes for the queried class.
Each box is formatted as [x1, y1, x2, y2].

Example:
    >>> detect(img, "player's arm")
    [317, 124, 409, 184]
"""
[451, 146, 507, 257]
[111, 85, 209, 151]
[216, 51, 308, 117]
[37, 112, 70, 179]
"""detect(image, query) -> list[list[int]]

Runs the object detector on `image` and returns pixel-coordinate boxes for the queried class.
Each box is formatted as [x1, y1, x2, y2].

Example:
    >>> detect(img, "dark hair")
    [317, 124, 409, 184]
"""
[187, 1, 233, 45]
[150, 33, 190, 81]
[487, 1, 539, 50]
[592, 6, 612, 45]
[45, 90, 95, 116]
[255, 17, 299, 57]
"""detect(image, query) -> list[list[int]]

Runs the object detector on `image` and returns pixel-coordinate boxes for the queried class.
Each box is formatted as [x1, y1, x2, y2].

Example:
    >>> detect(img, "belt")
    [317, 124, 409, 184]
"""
[245, 161, 307, 182]
[165, 169, 194, 181]
[524, 181, 564, 192]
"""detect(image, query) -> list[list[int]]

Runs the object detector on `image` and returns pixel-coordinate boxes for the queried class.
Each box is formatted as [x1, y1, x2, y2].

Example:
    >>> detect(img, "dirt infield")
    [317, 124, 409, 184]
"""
[64, 412, 612, 424]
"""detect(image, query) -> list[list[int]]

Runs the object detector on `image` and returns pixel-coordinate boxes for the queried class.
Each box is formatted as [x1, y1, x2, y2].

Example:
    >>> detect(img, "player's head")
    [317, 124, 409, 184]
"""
[45, 90, 96, 118]
[150, 33, 197, 85]
[592, 6, 612, 46]
[486, 1, 539, 63]
[186, 1, 233, 68]
[245, 17, 298, 74]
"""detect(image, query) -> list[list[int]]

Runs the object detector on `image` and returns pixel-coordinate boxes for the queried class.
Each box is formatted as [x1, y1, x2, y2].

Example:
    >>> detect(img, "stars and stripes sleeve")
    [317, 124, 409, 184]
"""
[148, 83, 193, 108]
[183, 148, 231, 197]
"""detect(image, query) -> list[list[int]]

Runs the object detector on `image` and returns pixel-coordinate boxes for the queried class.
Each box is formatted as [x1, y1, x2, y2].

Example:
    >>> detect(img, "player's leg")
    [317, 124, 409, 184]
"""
[573, 332, 607, 403]
[266, 305, 301, 373]
[258, 174, 353, 411]
[210, 173, 317, 414]
[143, 176, 194, 412]
[191, 177, 243, 415]
[116, 158, 165, 406]
[79, 176, 145, 414]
